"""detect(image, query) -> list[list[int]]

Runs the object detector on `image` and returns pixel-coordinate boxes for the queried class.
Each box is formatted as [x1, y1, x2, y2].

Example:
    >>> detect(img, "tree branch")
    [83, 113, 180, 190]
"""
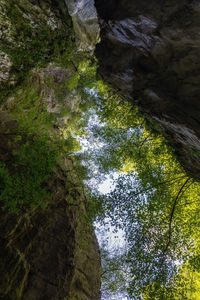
[161, 178, 191, 262]
[128, 175, 187, 201]
[138, 133, 152, 156]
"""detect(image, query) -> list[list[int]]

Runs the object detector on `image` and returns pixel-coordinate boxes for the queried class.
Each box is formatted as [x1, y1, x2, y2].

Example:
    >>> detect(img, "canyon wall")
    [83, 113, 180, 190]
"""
[0, 1, 101, 299]
[95, 0, 200, 178]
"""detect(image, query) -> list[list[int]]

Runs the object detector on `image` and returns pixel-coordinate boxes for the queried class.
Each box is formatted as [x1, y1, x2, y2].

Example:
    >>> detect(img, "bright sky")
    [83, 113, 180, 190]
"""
[93, 173, 129, 300]
[97, 173, 118, 194]
[77, 111, 130, 299]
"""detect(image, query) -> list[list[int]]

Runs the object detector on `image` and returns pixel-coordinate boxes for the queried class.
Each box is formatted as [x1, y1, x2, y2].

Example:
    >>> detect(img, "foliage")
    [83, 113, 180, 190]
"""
[78, 81, 200, 299]
[0, 135, 57, 214]
[101, 250, 129, 297]
[0, 39, 100, 213]
[1, 13, 200, 296]
[0, 0, 73, 103]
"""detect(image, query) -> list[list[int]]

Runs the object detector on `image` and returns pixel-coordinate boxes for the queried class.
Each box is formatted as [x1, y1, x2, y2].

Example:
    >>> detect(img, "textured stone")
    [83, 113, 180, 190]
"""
[95, 0, 200, 177]
[66, 0, 100, 53]
[0, 0, 101, 298]
[0, 51, 14, 87]
[0, 112, 101, 300]
[0, 0, 70, 94]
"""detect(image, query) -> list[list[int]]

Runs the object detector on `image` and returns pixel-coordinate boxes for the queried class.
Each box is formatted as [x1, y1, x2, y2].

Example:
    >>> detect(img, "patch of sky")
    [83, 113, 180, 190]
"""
[102, 292, 130, 300]
[76, 108, 130, 299]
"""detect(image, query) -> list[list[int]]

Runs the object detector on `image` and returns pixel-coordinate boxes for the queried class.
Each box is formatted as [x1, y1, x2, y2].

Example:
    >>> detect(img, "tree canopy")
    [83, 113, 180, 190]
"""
[77, 79, 200, 299]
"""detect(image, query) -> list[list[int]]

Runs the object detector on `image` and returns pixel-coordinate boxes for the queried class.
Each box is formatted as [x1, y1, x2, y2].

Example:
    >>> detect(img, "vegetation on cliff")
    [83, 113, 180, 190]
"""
[0, 14, 101, 299]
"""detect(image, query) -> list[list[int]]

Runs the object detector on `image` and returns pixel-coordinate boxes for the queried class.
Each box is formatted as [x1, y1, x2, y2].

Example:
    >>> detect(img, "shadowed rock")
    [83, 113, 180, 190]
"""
[95, 0, 200, 177]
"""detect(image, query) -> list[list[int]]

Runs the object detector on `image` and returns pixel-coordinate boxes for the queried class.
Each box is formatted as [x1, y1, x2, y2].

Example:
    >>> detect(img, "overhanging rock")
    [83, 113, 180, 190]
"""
[95, 0, 200, 177]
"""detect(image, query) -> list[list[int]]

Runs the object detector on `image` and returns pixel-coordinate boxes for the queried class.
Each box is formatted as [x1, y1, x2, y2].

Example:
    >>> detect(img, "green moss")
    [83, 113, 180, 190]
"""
[0, 83, 58, 213]
[0, 0, 73, 103]
[0, 55, 93, 212]
[0, 4, 100, 212]
[0, 134, 58, 213]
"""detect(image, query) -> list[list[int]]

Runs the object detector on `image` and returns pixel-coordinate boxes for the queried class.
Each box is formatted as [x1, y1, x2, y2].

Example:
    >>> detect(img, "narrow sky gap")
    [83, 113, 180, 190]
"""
[76, 110, 129, 299]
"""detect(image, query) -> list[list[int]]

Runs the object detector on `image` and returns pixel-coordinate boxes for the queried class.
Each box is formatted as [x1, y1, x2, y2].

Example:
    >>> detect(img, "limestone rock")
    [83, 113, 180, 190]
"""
[0, 112, 101, 300]
[0, 0, 70, 93]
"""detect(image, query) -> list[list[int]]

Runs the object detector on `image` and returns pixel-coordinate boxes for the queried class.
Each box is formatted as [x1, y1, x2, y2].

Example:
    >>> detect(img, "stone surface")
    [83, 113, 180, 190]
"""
[0, 112, 101, 300]
[66, 0, 100, 53]
[95, 0, 200, 177]
[0, 51, 13, 86]
[0, 0, 70, 94]
[0, 1, 101, 299]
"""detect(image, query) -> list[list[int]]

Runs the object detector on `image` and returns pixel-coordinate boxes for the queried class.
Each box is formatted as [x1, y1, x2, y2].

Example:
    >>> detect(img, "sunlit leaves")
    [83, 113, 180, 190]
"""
[81, 80, 200, 298]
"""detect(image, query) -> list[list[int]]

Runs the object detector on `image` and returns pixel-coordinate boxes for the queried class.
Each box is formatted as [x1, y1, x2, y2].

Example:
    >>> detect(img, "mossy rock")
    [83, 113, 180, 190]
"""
[0, 0, 73, 102]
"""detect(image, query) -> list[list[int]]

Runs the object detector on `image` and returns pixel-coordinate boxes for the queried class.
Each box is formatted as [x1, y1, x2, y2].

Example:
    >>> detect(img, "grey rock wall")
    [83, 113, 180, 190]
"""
[66, 0, 100, 53]
[95, 0, 200, 178]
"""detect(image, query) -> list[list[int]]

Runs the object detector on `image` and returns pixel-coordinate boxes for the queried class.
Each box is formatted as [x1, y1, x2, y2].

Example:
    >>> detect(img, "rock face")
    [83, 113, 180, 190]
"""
[95, 0, 200, 177]
[0, 87, 101, 300]
[0, 88, 101, 300]
[0, 1, 101, 299]
[66, 0, 100, 53]
[0, 114, 101, 300]
[0, 0, 70, 93]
